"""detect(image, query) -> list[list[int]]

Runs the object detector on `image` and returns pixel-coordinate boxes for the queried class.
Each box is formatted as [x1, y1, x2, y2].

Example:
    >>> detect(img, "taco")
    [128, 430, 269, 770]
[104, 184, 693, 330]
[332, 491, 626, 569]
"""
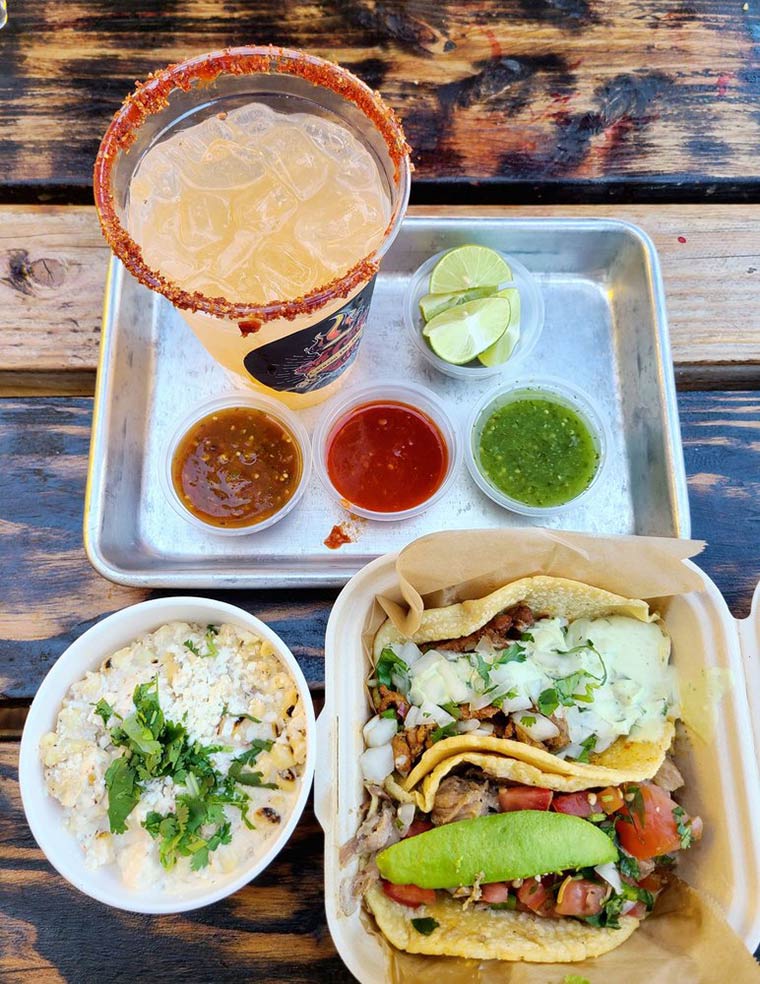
[363, 575, 678, 790]
[348, 574, 702, 962]
[350, 765, 702, 962]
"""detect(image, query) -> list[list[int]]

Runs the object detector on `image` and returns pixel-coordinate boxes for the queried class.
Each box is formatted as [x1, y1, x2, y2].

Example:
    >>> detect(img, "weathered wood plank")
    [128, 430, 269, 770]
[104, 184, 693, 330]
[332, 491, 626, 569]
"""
[2, 1, 760, 196]
[0, 743, 352, 983]
[0, 398, 333, 700]
[1, 392, 758, 703]
[1, 204, 760, 385]
[0, 207, 107, 378]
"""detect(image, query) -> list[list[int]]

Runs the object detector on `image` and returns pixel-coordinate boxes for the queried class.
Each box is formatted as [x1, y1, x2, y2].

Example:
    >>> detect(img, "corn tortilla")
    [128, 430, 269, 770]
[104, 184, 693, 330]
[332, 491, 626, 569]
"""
[374, 576, 654, 656]
[409, 751, 614, 813]
[374, 575, 673, 787]
[365, 882, 639, 963]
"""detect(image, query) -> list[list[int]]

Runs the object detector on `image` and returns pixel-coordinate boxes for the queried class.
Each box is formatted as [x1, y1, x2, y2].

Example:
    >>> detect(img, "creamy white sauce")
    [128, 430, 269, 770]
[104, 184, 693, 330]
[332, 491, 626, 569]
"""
[388, 615, 677, 756]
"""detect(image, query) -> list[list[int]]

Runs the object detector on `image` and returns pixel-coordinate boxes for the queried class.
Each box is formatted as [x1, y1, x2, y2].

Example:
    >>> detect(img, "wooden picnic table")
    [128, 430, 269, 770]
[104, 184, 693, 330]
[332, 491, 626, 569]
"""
[1, 3, 759, 981]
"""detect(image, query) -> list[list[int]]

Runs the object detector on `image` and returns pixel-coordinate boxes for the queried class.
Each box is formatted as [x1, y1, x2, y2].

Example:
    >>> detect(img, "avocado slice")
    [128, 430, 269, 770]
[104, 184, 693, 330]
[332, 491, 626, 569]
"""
[376, 811, 618, 889]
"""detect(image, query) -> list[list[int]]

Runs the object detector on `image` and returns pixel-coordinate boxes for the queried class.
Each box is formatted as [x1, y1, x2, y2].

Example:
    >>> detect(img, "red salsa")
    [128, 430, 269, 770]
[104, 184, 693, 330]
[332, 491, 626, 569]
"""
[172, 406, 302, 528]
[326, 400, 448, 513]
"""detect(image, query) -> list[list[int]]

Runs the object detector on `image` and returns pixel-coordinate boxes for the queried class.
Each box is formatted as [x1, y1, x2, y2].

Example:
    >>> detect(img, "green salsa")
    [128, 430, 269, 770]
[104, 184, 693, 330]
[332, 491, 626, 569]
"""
[477, 396, 599, 507]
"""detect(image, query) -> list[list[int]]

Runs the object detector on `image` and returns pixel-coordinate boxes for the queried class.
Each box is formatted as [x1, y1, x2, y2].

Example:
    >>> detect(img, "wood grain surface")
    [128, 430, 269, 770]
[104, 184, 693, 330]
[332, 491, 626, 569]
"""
[2, 204, 760, 387]
[2, 1, 760, 200]
[0, 744, 353, 983]
[0, 391, 757, 704]
[3, 5, 760, 978]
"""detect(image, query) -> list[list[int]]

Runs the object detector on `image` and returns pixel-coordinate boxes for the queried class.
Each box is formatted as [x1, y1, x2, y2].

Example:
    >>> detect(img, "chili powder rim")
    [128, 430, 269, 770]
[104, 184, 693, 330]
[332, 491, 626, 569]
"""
[93, 45, 412, 330]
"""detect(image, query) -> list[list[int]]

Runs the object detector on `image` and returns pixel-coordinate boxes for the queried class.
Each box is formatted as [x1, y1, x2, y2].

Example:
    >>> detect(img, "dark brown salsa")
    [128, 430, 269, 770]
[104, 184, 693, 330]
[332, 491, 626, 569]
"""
[171, 406, 302, 528]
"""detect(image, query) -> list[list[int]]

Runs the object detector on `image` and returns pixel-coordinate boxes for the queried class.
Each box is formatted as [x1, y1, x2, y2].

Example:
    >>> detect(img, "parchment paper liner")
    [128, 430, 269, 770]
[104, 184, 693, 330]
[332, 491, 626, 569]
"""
[354, 528, 760, 983]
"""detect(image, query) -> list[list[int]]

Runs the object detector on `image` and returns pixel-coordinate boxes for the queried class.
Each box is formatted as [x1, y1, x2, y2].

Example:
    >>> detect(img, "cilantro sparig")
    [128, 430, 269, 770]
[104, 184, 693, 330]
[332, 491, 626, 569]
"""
[96, 677, 277, 871]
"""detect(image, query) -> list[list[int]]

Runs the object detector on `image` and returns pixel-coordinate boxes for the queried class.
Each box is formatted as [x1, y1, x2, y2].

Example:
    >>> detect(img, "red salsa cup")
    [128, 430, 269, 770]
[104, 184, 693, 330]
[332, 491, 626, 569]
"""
[312, 382, 460, 521]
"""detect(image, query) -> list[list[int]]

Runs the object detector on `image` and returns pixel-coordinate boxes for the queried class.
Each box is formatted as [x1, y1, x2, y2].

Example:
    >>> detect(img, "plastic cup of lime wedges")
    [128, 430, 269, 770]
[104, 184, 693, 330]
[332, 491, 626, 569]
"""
[403, 244, 543, 379]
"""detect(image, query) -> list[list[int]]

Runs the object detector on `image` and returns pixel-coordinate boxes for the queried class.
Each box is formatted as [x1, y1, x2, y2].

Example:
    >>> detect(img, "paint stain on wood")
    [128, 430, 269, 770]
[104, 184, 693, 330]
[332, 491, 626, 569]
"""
[716, 72, 732, 97]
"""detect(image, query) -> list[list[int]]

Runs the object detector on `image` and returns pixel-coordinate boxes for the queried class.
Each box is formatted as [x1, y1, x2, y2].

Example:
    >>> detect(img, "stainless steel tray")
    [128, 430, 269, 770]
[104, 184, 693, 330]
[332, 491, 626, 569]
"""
[84, 216, 690, 588]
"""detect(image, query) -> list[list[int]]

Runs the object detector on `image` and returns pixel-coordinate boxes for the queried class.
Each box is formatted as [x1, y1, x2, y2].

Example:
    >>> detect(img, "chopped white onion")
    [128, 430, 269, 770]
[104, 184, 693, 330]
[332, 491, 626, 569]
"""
[473, 722, 495, 736]
[396, 802, 416, 836]
[420, 701, 456, 728]
[359, 744, 394, 783]
[499, 693, 532, 714]
[362, 714, 398, 748]
[398, 641, 423, 669]
[621, 899, 638, 915]
[404, 706, 423, 729]
[555, 745, 579, 760]
[456, 719, 480, 733]
[471, 690, 498, 711]
[511, 712, 560, 742]
[594, 862, 623, 896]
[390, 671, 407, 693]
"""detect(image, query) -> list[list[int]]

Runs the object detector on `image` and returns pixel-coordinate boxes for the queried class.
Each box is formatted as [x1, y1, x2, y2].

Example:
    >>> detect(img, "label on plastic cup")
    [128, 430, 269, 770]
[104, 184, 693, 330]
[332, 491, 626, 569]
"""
[243, 279, 376, 393]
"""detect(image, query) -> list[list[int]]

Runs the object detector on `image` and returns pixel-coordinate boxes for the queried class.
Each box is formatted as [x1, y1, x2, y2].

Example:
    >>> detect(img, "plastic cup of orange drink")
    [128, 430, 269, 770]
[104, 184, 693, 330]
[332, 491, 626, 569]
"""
[94, 46, 411, 408]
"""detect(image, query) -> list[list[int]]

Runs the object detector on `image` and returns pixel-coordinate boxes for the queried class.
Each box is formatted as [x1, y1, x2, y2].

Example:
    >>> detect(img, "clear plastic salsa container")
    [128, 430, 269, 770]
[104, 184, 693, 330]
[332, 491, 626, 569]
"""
[162, 393, 312, 536]
[312, 380, 461, 522]
[402, 246, 544, 380]
[465, 376, 609, 516]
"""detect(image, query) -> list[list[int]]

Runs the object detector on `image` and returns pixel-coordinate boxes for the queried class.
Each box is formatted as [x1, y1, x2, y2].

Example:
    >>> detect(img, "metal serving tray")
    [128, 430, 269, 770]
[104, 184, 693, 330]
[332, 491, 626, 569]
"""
[85, 217, 690, 588]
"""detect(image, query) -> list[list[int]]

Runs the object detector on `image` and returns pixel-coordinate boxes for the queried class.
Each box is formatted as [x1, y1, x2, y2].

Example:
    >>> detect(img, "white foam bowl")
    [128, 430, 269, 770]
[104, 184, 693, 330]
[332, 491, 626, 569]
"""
[19, 596, 316, 914]
[315, 552, 760, 982]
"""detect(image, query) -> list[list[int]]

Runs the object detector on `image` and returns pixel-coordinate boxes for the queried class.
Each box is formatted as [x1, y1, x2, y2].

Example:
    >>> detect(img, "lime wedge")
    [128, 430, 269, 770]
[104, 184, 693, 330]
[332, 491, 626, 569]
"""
[425, 296, 510, 365]
[419, 286, 495, 322]
[429, 245, 512, 294]
[478, 287, 521, 366]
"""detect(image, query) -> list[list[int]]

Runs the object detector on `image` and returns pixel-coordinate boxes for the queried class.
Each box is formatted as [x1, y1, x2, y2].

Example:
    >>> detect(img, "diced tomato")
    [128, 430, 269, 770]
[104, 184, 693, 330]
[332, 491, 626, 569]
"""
[498, 786, 553, 813]
[552, 792, 594, 817]
[517, 879, 555, 917]
[554, 877, 608, 917]
[381, 881, 436, 907]
[637, 870, 668, 894]
[597, 786, 625, 815]
[627, 901, 648, 919]
[403, 818, 434, 839]
[615, 783, 684, 860]
[480, 882, 511, 904]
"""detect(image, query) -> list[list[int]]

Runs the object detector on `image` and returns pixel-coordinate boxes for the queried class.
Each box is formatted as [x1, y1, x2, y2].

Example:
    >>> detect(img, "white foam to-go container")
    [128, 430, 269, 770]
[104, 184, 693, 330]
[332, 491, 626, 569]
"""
[314, 553, 760, 983]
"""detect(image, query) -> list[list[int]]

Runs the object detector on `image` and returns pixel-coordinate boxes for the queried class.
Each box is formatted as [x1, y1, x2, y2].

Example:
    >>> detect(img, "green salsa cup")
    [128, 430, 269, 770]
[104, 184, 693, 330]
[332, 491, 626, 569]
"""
[465, 377, 608, 515]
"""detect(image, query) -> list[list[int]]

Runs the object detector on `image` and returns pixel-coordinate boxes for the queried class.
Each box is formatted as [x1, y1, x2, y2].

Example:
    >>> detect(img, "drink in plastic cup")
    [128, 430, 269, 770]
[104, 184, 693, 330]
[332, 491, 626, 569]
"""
[94, 46, 411, 409]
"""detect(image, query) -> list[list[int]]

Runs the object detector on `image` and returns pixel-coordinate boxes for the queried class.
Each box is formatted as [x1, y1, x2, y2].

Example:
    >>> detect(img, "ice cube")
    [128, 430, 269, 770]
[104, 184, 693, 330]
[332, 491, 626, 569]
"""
[296, 113, 356, 163]
[252, 242, 321, 298]
[259, 123, 328, 201]
[226, 102, 277, 138]
[237, 177, 298, 235]
[177, 191, 234, 251]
